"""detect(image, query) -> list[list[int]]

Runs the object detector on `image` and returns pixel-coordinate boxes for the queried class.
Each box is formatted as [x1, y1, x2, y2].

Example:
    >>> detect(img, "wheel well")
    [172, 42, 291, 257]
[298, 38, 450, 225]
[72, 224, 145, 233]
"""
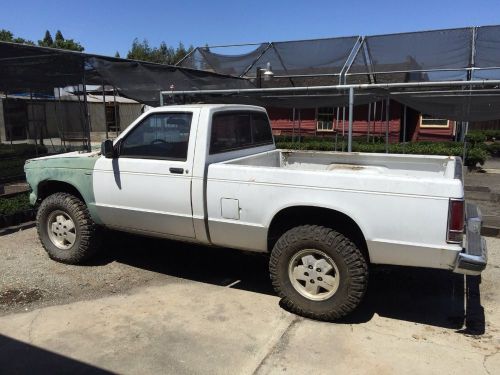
[37, 180, 85, 203]
[267, 206, 369, 261]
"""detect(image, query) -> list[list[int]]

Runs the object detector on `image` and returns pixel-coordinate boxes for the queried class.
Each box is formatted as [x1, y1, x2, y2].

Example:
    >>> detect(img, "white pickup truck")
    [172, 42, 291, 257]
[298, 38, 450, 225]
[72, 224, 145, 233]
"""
[24, 104, 487, 321]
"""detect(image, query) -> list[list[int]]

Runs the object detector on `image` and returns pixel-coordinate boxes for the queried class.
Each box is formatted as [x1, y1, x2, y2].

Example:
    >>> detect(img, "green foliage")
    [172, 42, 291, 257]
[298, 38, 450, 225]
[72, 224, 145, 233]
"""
[114, 51, 120, 58]
[54, 30, 63, 43]
[0, 29, 14, 41]
[0, 29, 35, 45]
[465, 131, 487, 144]
[486, 142, 500, 156]
[0, 194, 31, 216]
[39, 29, 84, 51]
[0, 144, 48, 158]
[0, 144, 48, 179]
[466, 130, 500, 142]
[51, 30, 84, 51]
[126, 38, 194, 65]
[38, 30, 54, 47]
[464, 147, 489, 167]
[0, 158, 26, 179]
[482, 130, 500, 141]
[1, 28, 83, 50]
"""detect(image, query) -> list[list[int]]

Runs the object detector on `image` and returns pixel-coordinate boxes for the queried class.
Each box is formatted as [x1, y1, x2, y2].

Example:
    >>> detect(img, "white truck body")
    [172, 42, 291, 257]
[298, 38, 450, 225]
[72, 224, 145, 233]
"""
[26, 104, 487, 320]
[90, 104, 468, 271]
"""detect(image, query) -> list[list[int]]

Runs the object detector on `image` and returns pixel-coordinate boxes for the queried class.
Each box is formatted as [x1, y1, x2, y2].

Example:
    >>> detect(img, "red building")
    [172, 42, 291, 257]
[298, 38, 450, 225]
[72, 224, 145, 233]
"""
[267, 101, 456, 142]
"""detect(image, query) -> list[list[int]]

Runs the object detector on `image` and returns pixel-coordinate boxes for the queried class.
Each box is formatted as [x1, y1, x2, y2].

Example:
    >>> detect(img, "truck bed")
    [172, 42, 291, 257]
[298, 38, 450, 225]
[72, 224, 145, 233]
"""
[224, 150, 460, 180]
[206, 149, 464, 267]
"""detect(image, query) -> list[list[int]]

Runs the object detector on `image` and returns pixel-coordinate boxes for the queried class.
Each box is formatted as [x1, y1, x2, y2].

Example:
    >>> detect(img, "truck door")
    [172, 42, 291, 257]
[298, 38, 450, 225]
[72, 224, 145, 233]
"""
[92, 110, 198, 238]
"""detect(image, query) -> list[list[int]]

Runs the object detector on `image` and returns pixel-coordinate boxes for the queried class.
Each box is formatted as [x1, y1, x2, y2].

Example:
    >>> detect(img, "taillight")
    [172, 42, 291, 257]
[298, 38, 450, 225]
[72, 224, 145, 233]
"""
[447, 199, 464, 243]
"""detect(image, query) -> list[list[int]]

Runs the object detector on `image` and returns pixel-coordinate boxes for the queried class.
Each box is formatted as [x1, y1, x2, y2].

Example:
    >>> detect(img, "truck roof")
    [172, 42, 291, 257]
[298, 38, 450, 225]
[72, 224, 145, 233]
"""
[153, 104, 267, 112]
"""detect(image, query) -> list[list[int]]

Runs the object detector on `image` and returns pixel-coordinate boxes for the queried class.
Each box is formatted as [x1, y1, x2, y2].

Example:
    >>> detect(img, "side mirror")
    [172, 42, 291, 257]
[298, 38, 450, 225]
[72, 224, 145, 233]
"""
[101, 139, 114, 158]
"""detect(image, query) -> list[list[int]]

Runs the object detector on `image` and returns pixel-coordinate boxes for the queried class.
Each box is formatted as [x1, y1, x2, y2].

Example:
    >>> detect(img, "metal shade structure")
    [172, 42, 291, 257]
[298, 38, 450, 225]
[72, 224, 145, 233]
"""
[0, 41, 252, 149]
[170, 25, 500, 151]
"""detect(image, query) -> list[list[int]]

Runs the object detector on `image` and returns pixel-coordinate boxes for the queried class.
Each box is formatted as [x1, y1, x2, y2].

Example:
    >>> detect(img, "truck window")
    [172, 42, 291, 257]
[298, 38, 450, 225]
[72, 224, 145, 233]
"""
[210, 111, 273, 154]
[120, 113, 192, 160]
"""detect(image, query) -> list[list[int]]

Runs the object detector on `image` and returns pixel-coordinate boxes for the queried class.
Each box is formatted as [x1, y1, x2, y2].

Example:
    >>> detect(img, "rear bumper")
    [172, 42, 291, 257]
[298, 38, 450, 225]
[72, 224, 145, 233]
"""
[454, 203, 488, 276]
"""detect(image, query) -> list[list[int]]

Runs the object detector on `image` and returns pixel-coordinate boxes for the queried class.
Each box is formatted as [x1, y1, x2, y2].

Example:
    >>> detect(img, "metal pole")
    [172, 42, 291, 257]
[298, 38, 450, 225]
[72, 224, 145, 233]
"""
[403, 105, 407, 154]
[29, 90, 38, 157]
[159, 91, 164, 106]
[58, 87, 66, 151]
[342, 106, 346, 151]
[342, 106, 346, 136]
[82, 73, 92, 151]
[335, 106, 340, 131]
[52, 88, 63, 152]
[385, 96, 390, 153]
[292, 107, 295, 143]
[163, 79, 500, 97]
[5, 92, 13, 146]
[348, 87, 354, 152]
[462, 122, 469, 162]
[367, 102, 371, 142]
[113, 87, 119, 133]
[334, 106, 338, 151]
[372, 101, 377, 143]
[298, 109, 301, 144]
[103, 81, 108, 140]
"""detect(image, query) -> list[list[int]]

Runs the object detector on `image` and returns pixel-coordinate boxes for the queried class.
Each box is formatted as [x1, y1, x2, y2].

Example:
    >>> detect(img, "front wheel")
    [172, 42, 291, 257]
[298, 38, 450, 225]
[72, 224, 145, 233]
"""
[36, 192, 101, 264]
[269, 225, 368, 321]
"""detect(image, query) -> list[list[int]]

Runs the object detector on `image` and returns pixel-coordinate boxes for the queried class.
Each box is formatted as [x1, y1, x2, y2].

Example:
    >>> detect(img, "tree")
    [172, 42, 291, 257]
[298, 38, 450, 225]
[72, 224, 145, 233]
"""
[35, 29, 84, 51]
[0, 29, 14, 42]
[126, 38, 193, 65]
[54, 30, 64, 44]
[52, 30, 84, 51]
[38, 30, 54, 47]
[0, 29, 34, 45]
[114, 51, 120, 58]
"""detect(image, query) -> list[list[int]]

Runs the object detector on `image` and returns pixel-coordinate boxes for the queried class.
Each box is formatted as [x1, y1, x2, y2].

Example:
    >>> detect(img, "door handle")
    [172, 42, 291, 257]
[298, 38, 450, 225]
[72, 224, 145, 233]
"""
[169, 167, 184, 174]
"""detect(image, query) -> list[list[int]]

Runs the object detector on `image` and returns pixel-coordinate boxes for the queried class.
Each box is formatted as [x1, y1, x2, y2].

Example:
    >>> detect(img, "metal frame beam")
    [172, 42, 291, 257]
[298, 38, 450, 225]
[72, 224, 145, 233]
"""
[161, 79, 500, 97]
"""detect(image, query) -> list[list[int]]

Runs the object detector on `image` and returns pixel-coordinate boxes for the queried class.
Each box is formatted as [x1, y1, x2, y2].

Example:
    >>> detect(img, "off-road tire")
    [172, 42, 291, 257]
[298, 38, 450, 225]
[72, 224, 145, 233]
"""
[269, 225, 368, 321]
[36, 192, 101, 264]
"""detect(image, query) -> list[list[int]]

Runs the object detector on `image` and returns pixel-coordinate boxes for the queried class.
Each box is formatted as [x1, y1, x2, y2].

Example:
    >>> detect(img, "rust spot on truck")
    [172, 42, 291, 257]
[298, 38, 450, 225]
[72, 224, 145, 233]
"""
[326, 164, 365, 171]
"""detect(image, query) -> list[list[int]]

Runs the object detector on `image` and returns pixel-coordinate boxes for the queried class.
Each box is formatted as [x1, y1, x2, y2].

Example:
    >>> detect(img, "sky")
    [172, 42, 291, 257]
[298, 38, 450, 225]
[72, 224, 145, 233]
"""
[1, 0, 500, 57]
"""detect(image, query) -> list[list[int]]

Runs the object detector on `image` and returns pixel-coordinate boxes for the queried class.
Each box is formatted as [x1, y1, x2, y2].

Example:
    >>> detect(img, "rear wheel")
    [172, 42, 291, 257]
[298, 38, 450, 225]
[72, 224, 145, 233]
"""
[37, 192, 101, 264]
[269, 225, 368, 321]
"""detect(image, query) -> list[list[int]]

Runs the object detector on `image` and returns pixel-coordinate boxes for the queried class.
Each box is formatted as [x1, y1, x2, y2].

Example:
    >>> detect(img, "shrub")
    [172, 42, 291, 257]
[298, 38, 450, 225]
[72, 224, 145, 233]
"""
[0, 194, 32, 216]
[482, 129, 500, 141]
[0, 158, 26, 179]
[465, 132, 487, 144]
[486, 142, 500, 156]
[0, 144, 48, 181]
[464, 147, 489, 167]
[0, 144, 47, 159]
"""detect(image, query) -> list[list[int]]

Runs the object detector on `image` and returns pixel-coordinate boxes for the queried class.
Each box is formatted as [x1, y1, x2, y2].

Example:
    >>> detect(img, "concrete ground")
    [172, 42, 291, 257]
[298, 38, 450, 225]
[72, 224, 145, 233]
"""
[465, 157, 500, 236]
[0, 229, 499, 374]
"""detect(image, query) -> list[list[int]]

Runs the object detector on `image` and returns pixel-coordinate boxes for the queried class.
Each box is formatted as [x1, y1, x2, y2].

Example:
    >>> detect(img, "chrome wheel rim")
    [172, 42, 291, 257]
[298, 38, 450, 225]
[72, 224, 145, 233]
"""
[288, 249, 340, 301]
[47, 210, 76, 250]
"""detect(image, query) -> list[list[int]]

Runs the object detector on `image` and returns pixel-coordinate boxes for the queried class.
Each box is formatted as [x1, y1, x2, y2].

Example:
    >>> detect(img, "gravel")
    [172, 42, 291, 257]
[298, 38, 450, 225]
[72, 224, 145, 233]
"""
[0, 227, 272, 316]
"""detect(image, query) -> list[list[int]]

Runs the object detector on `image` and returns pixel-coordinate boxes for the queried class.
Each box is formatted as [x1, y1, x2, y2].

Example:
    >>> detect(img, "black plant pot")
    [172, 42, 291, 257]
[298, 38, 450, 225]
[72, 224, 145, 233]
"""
[3, 214, 14, 228]
[13, 212, 23, 226]
[24, 209, 35, 222]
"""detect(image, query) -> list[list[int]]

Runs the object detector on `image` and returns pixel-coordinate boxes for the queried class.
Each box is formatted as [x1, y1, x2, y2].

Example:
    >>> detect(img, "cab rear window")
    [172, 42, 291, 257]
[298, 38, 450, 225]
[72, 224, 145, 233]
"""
[209, 111, 273, 154]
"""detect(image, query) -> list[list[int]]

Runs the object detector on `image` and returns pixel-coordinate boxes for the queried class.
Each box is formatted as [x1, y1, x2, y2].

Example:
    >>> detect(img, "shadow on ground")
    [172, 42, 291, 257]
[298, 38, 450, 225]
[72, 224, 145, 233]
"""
[94, 231, 484, 333]
[0, 334, 111, 374]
